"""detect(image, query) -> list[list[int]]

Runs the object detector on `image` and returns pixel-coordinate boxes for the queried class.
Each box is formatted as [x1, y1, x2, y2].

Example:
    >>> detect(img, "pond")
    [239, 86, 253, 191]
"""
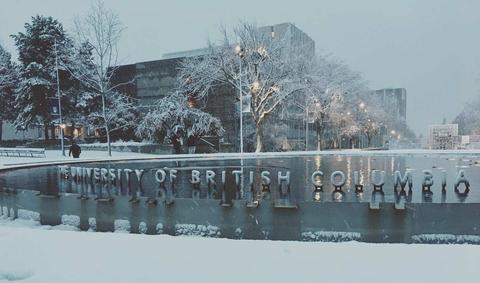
[1, 153, 479, 204]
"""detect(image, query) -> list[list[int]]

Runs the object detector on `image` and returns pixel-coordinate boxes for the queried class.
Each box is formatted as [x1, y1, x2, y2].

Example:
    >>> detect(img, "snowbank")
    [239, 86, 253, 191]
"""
[0, 223, 479, 283]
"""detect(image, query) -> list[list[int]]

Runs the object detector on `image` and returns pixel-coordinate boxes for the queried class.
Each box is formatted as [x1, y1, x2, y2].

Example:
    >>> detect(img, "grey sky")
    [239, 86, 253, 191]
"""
[1, 0, 479, 136]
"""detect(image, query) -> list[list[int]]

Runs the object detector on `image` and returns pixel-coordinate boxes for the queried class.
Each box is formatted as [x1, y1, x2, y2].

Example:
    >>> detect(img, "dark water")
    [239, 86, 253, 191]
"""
[1, 154, 480, 203]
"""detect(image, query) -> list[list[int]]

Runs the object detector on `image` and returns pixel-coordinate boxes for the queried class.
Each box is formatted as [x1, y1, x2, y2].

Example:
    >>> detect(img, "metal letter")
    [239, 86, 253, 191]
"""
[261, 171, 271, 185]
[190, 170, 201, 184]
[155, 169, 166, 184]
[330, 171, 346, 190]
[311, 171, 324, 190]
[206, 170, 216, 185]
[393, 170, 413, 191]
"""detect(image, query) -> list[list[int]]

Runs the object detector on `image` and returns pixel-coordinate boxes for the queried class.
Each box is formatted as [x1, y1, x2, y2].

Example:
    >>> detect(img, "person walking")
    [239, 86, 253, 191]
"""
[69, 141, 81, 158]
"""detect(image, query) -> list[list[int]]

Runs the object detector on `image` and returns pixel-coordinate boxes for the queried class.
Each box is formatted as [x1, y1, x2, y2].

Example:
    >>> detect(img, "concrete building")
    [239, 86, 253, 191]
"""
[367, 88, 407, 126]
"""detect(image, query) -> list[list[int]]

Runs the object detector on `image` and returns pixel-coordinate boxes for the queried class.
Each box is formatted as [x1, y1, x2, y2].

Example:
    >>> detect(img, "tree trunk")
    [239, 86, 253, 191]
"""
[0, 119, 2, 141]
[255, 122, 264, 153]
[101, 92, 112, 157]
[44, 123, 50, 141]
[50, 124, 56, 141]
[316, 129, 322, 151]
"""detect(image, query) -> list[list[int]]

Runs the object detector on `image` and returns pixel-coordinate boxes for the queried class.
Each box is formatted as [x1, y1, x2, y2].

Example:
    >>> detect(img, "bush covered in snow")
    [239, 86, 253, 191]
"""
[114, 219, 131, 233]
[175, 224, 221, 238]
[302, 231, 362, 242]
[412, 234, 480, 244]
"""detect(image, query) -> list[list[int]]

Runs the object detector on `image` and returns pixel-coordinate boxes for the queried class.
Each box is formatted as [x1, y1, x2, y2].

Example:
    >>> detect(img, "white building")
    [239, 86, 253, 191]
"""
[427, 124, 459, 149]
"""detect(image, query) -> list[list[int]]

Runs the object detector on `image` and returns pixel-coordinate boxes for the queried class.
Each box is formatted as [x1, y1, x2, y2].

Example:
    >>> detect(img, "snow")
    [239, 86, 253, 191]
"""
[78, 140, 154, 148]
[17, 209, 40, 222]
[175, 223, 222, 237]
[302, 231, 362, 242]
[412, 234, 480, 244]
[0, 221, 479, 283]
[60, 214, 80, 229]
[114, 219, 131, 233]
[0, 149, 155, 170]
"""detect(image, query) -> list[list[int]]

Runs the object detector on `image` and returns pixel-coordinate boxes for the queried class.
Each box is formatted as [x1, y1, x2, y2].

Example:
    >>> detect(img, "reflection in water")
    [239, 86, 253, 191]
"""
[1, 154, 480, 204]
[332, 190, 345, 202]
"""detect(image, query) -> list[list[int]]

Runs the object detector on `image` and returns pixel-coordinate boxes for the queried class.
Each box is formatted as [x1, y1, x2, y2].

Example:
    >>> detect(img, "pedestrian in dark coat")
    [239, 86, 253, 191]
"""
[69, 141, 81, 158]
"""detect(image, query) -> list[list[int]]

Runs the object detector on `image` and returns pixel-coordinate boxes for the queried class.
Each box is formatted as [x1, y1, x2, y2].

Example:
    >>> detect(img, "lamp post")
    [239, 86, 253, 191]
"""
[235, 45, 244, 154]
[54, 38, 65, 156]
[357, 102, 366, 148]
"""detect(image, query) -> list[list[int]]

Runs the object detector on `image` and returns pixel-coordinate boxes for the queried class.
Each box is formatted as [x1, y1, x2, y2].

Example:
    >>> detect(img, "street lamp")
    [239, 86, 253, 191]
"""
[54, 38, 65, 156]
[235, 45, 244, 154]
[251, 81, 261, 93]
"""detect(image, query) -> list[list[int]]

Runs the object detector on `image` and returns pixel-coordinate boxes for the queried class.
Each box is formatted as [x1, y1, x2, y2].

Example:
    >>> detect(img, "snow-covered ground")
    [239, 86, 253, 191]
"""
[0, 150, 155, 170]
[2, 148, 480, 282]
[0, 218, 479, 283]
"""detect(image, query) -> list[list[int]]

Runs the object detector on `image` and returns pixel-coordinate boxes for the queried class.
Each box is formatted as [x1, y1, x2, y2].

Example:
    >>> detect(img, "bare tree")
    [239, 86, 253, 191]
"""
[69, 0, 128, 156]
[307, 56, 367, 150]
[178, 23, 315, 152]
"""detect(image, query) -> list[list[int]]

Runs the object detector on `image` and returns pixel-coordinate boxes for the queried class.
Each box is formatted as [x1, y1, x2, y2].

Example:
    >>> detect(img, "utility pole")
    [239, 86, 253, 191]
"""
[54, 38, 65, 156]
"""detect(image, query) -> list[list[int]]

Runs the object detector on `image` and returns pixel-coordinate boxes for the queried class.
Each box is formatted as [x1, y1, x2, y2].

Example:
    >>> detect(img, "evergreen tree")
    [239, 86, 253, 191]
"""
[0, 44, 18, 140]
[11, 15, 73, 141]
[62, 42, 99, 135]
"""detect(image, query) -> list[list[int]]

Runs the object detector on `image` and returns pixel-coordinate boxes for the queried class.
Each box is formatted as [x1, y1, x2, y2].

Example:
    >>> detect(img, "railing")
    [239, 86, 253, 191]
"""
[0, 147, 46, 158]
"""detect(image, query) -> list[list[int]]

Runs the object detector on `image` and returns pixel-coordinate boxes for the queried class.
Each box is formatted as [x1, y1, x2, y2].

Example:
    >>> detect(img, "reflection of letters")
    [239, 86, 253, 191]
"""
[454, 170, 470, 191]
[371, 170, 385, 190]
[441, 170, 447, 191]
[422, 170, 434, 191]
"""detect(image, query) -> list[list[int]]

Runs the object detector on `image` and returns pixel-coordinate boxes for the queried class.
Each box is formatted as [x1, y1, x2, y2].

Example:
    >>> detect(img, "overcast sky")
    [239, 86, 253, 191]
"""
[1, 0, 479, 136]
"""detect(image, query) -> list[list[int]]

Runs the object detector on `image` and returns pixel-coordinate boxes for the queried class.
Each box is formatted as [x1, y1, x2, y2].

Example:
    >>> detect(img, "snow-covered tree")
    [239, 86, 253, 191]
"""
[266, 49, 368, 150]
[342, 122, 361, 149]
[177, 23, 316, 152]
[453, 97, 480, 135]
[0, 44, 18, 140]
[136, 92, 224, 153]
[68, 0, 129, 156]
[11, 15, 74, 140]
[86, 90, 137, 140]
[60, 42, 101, 133]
